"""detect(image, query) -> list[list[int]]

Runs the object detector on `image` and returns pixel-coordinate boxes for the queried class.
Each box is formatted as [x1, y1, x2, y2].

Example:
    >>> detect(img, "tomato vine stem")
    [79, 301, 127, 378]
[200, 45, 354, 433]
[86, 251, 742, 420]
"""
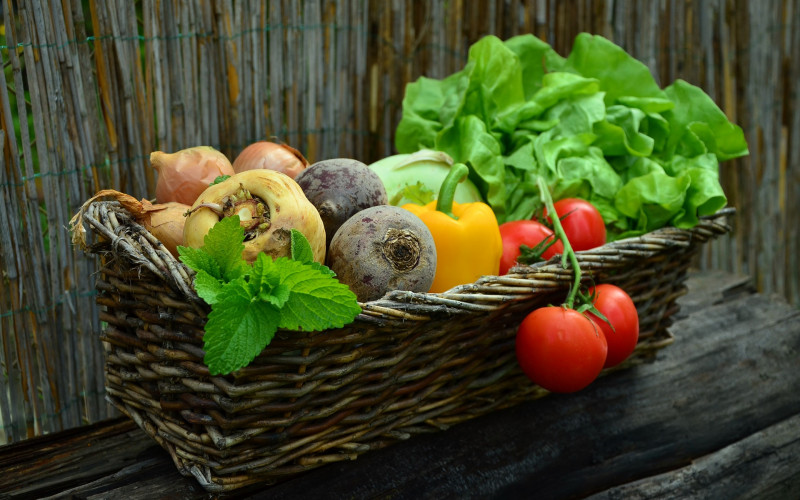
[536, 176, 581, 309]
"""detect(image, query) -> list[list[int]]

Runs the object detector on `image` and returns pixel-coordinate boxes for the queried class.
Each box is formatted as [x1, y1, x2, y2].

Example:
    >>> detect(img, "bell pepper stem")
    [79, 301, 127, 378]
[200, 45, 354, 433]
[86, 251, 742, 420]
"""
[436, 163, 470, 219]
[536, 177, 581, 309]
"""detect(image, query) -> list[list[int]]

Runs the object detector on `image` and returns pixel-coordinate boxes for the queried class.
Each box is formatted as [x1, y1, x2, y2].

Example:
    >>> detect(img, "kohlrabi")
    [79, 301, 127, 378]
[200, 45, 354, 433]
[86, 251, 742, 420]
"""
[369, 149, 484, 207]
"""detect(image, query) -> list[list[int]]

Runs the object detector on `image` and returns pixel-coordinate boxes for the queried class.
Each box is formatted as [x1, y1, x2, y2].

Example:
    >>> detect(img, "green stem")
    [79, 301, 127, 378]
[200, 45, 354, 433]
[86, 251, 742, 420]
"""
[435, 163, 469, 219]
[536, 176, 581, 309]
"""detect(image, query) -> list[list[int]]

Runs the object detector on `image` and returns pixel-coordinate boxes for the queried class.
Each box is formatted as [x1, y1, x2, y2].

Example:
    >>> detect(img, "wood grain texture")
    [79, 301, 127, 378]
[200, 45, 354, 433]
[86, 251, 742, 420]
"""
[587, 413, 800, 500]
[0, 0, 797, 442]
[0, 270, 798, 498]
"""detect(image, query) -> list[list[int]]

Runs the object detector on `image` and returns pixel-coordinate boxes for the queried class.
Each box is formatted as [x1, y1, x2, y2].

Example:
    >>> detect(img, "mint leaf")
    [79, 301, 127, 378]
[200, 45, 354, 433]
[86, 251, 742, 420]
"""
[200, 216, 250, 281]
[180, 216, 250, 281]
[202, 278, 280, 375]
[249, 253, 291, 308]
[178, 245, 222, 279]
[289, 228, 336, 277]
[194, 269, 226, 304]
[261, 283, 291, 308]
[290, 229, 315, 263]
[248, 252, 280, 292]
[271, 257, 361, 331]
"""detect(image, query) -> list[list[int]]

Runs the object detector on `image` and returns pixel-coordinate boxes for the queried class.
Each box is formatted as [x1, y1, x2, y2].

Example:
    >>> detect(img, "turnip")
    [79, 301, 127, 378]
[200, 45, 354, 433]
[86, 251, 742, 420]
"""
[294, 158, 388, 247]
[327, 205, 436, 302]
[183, 170, 326, 264]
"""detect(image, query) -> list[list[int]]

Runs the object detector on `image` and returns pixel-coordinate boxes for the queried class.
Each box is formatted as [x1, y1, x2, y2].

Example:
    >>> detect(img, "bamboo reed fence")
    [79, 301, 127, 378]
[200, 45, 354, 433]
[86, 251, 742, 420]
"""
[0, 0, 796, 444]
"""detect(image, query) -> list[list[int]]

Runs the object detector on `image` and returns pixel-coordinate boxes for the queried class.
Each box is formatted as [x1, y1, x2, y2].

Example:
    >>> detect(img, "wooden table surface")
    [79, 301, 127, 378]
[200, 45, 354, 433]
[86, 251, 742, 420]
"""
[1, 270, 799, 500]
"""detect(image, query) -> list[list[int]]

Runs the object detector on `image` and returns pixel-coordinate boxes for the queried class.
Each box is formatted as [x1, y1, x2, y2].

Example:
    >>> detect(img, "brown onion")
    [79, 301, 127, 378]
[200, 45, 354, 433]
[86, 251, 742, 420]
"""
[69, 190, 189, 257]
[232, 141, 309, 179]
[144, 201, 190, 257]
[152, 146, 235, 205]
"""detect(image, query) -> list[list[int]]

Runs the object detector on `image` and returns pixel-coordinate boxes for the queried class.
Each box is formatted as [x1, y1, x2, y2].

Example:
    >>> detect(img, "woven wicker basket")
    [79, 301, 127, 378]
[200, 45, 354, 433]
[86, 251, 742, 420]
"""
[73, 200, 733, 492]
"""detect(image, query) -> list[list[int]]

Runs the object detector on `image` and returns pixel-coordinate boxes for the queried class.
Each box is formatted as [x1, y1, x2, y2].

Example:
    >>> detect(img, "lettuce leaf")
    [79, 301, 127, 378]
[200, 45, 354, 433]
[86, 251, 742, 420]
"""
[394, 32, 749, 236]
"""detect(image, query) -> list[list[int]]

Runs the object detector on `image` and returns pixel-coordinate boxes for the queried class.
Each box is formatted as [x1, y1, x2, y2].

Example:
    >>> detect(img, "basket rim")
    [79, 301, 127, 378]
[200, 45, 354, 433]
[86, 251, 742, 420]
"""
[73, 201, 734, 323]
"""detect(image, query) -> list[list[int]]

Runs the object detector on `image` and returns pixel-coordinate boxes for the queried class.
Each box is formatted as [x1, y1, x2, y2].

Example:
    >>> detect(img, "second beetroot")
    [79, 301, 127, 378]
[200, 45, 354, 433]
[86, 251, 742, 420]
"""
[295, 158, 388, 247]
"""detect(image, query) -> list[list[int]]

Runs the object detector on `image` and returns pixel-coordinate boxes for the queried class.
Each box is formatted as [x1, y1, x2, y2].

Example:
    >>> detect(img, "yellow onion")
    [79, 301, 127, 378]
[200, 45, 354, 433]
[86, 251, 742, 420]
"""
[152, 146, 235, 205]
[184, 170, 326, 264]
[144, 201, 190, 257]
[69, 189, 188, 257]
[232, 141, 309, 178]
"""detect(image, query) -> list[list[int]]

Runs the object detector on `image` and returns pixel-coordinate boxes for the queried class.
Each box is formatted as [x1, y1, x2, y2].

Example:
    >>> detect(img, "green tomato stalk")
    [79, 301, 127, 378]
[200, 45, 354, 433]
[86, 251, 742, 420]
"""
[536, 176, 581, 309]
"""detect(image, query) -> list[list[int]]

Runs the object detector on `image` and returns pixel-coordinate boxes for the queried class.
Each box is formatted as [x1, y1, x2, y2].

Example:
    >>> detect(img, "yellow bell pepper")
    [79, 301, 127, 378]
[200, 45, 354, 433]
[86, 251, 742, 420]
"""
[403, 163, 502, 293]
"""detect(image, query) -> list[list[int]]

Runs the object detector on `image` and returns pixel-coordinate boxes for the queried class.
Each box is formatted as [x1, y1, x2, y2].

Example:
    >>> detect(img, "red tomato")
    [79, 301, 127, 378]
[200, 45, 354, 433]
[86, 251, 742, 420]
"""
[586, 284, 640, 368]
[499, 220, 564, 275]
[515, 307, 608, 393]
[543, 198, 606, 251]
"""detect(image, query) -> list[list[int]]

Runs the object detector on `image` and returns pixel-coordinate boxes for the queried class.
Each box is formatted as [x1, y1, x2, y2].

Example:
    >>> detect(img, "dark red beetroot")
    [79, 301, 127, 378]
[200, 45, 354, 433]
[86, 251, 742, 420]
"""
[295, 158, 388, 248]
[327, 205, 437, 302]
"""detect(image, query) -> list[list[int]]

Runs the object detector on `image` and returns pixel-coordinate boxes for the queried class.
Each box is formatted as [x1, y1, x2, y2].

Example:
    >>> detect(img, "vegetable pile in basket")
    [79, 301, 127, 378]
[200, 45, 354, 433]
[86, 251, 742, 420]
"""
[74, 33, 747, 392]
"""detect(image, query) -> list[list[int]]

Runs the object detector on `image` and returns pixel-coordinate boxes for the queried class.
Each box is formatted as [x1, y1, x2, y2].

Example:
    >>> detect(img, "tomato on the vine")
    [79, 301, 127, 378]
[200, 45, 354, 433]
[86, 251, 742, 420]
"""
[499, 220, 564, 275]
[515, 306, 608, 393]
[586, 284, 639, 368]
[543, 198, 606, 251]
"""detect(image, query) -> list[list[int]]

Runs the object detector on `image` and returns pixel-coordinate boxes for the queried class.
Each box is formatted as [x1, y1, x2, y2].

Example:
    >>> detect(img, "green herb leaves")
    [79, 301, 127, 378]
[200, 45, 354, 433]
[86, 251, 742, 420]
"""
[180, 215, 249, 283]
[202, 279, 281, 377]
[178, 217, 361, 376]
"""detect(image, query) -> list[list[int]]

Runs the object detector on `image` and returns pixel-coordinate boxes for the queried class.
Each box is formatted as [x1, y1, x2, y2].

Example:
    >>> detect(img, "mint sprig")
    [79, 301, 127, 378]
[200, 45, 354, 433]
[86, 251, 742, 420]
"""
[178, 217, 361, 375]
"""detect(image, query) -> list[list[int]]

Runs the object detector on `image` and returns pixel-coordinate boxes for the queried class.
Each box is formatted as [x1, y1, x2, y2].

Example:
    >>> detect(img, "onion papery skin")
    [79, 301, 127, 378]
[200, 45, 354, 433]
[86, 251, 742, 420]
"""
[143, 201, 190, 258]
[152, 146, 235, 206]
[184, 170, 326, 264]
[232, 141, 309, 179]
[69, 189, 189, 258]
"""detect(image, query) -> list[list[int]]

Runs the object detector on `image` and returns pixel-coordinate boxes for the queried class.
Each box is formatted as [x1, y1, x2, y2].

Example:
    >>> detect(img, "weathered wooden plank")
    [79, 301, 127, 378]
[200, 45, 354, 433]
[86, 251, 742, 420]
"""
[43, 456, 206, 500]
[0, 419, 155, 499]
[669, 268, 754, 317]
[587, 413, 800, 500]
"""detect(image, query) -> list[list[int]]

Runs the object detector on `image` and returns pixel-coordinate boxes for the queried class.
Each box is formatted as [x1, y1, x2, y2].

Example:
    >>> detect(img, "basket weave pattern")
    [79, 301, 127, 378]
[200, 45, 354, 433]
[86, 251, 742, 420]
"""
[79, 201, 733, 491]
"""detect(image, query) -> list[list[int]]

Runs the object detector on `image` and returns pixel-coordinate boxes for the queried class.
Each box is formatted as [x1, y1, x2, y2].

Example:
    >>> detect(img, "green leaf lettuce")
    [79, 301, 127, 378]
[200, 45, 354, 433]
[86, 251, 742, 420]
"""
[394, 33, 748, 236]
